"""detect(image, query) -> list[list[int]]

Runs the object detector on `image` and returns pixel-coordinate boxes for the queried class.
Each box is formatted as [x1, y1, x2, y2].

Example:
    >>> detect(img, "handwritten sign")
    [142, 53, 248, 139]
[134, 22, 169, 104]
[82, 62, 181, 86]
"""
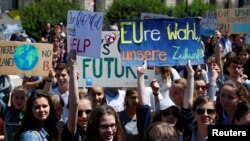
[0, 41, 53, 76]
[216, 8, 250, 34]
[67, 10, 103, 58]
[200, 11, 217, 36]
[76, 31, 154, 87]
[119, 18, 203, 66]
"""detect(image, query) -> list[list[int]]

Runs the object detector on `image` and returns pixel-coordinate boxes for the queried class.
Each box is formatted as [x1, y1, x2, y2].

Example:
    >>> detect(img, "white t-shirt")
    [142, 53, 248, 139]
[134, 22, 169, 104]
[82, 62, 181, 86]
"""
[105, 89, 125, 112]
[155, 67, 180, 98]
[52, 87, 69, 123]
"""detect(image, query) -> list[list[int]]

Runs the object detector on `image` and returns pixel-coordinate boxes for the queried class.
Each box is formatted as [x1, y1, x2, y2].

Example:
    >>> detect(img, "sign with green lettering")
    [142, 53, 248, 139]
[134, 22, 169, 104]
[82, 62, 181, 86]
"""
[76, 31, 154, 87]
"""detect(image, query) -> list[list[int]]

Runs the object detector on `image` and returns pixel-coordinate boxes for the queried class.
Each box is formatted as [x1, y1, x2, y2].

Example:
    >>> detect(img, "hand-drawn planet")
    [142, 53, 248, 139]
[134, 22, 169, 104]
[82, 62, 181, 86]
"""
[14, 44, 39, 71]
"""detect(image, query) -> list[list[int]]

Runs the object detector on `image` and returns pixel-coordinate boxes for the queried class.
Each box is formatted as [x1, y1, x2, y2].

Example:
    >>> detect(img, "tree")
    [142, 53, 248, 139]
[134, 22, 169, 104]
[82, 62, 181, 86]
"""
[171, 0, 216, 17]
[19, 0, 81, 39]
[105, 0, 168, 25]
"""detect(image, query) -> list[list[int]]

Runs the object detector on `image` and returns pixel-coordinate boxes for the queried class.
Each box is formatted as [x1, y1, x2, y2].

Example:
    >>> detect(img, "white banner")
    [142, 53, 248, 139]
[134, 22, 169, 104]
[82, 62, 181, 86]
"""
[76, 31, 155, 87]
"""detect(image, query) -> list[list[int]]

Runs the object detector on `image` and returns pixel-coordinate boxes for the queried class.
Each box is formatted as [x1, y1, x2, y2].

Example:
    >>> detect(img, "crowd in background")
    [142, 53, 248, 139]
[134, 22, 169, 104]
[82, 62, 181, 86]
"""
[0, 21, 250, 141]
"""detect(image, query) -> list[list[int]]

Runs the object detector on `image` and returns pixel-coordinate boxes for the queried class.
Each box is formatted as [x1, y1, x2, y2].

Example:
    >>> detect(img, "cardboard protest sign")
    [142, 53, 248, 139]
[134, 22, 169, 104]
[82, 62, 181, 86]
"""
[76, 31, 155, 87]
[0, 41, 53, 77]
[67, 10, 103, 58]
[200, 11, 217, 36]
[119, 18, 203, 66]
[217, 8, 250, 34]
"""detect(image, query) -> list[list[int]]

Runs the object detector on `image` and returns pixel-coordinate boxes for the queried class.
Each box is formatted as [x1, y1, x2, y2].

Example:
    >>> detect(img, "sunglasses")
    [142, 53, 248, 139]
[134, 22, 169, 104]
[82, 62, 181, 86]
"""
[195, 85, 207, 90]
[161, 109, 179, 117]
[78, 109, 92, 117]
[196, 108, 215, 115]
[99, 123, 117, 130]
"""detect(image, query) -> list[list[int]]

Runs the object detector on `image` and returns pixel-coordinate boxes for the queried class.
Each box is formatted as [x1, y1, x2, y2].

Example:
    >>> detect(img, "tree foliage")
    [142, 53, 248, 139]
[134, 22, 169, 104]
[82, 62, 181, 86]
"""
[105, 0, 216, 26]
[20, 0, 81, 38]
[171, 0, 216, 17]
[105, 0, 168, 25]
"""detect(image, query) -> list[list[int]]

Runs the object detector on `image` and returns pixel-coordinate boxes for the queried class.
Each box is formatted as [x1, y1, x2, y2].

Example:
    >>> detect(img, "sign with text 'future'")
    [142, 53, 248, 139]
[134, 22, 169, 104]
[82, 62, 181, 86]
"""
[67, 10, 103, 58]
[119, 18, 203, 66]
[77, 31, 154, 87]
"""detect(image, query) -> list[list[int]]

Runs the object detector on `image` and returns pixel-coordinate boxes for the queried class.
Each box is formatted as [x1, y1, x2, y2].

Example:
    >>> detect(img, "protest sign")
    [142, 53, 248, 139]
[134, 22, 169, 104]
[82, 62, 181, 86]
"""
[200, 11, 217, 36]
[119, 18, 203, 66]
[217, 7, 250, 34]
[76, 31, 155, 87]
[67, 10, 103, 58]
[0, 41, 53, 77]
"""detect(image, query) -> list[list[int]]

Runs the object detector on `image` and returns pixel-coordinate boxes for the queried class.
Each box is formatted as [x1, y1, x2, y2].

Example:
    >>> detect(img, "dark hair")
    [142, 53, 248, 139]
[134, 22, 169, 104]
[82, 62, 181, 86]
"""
[15, 90, 60, 141]
[54, 63, 70, 74]
[234, 102, 250, 122]
[124, 87, 137, 108]
[86, 105, 125, 141]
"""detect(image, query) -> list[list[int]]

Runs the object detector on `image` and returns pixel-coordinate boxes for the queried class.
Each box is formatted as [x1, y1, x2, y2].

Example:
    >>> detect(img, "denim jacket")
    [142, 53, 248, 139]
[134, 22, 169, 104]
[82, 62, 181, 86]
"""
[20, 128, 49, 141]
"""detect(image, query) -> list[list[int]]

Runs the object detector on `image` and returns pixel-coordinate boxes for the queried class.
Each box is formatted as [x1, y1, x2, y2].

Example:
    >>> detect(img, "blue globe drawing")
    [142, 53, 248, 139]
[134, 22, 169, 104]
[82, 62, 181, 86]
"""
[14, 44, 39, 71]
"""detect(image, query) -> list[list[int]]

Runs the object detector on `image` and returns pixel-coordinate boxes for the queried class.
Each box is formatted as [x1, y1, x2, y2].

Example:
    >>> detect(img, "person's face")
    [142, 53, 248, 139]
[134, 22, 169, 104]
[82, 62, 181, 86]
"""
[195, 80, 207, 96]
[169, 85, 184, 107]
[220, 85, 239, 112]
[194, 101, 216, 126]
[55, 69, 69, 88]
[236, 37, 244, 47]
[227, 63, 243, 78]
[126, 91, 139, 107]
[77, 99, 92, 130]
[90, 87, 104, 106]
[99, 114, 117, 141]
[12, 92, 27, 110]
[32, 97, 50, 121]
[161, 107, 178, 126]
[53, 38, 60, 48]
[240, 52, 249, 63]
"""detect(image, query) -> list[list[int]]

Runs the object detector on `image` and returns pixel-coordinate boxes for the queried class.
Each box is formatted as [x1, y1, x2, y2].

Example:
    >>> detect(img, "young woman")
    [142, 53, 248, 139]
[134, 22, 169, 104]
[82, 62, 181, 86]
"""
[61, 51, 93, 141]
[86, 104, 125, 141]
[15, 90, 60, 141]
[118, 88, 139, 141]
[180, 96, 217, 141]
[136, 60, 194, 140]
[88, 87, 106, 107]
[0, 86, 28, 141]
[217, 79, 250, 125]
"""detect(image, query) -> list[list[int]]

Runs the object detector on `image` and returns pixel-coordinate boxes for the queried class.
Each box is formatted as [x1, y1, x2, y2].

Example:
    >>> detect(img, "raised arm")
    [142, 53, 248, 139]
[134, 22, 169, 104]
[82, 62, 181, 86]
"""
[137, 61, 147, 106]
[183, 60, 194, 109]
[214, 30, 224, 77]
[66, 51, 79, 135]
